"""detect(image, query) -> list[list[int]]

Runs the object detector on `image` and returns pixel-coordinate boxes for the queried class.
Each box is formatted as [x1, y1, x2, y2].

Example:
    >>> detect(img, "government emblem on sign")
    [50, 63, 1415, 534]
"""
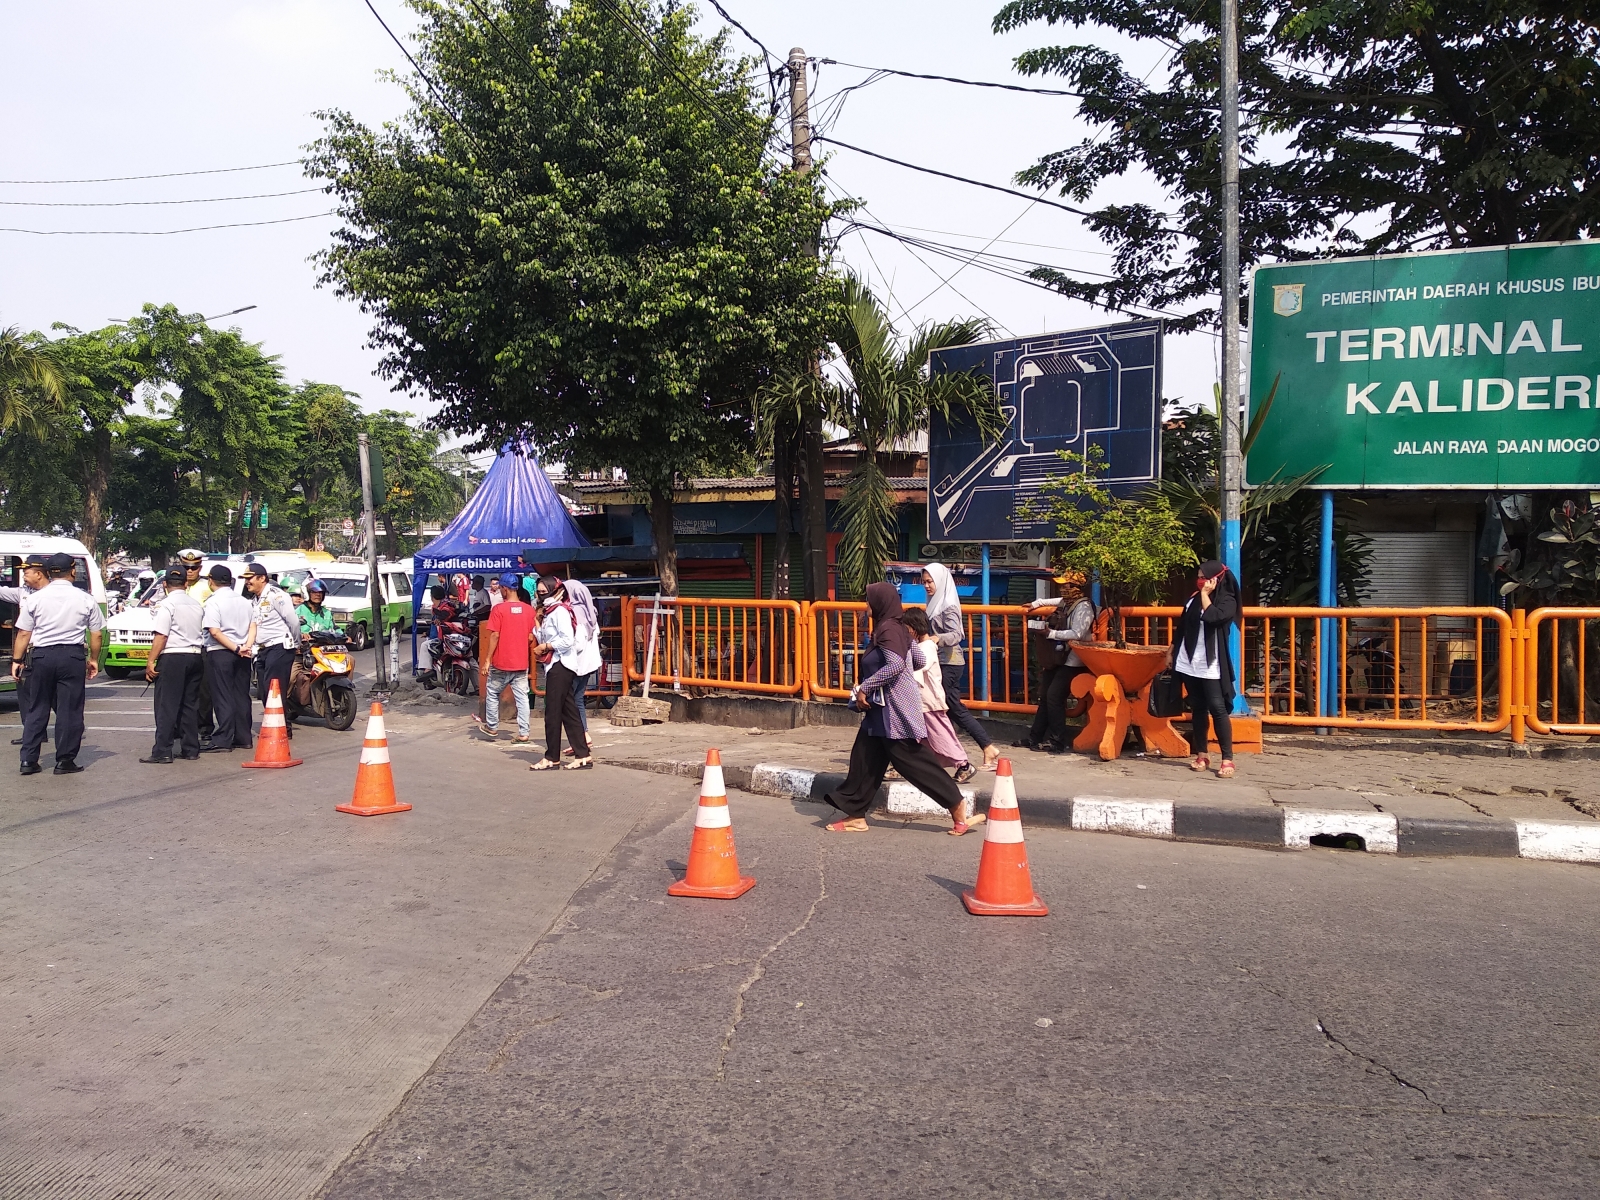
[1272, 284, 1304, 316]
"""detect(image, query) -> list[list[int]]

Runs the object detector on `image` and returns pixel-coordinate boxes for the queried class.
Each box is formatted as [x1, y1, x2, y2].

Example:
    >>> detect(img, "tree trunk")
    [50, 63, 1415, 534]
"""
[799, 404, 828, 600]
[649, 485, 679, 597]
[770, 414, 795, 599]
[79, 425, 112, 559]
[381, 511, 399, 559]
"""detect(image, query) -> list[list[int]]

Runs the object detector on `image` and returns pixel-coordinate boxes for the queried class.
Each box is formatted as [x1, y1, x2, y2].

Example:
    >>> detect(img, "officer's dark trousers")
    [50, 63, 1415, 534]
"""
[21, 644, 86, 766]
[152, 651, 203, 759]
[197, 653, 214, 742]
[207, 650, 254, 749]
[258, 644, 295, 726]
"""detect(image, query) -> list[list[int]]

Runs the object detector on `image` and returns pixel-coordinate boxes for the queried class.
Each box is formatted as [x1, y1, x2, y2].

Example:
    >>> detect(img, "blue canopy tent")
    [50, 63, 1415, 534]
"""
[410, 450, 592, 670]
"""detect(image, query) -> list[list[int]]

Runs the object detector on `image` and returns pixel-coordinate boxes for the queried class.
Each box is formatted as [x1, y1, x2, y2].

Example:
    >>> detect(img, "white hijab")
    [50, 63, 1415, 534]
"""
[922, 561, 960, 621]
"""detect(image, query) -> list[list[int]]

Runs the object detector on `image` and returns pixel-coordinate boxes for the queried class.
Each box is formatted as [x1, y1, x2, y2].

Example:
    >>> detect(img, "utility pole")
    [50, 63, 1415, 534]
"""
[790, 46, 829, 602]
[357, 432, 389, 690]
[1219, 0, 1248, 715]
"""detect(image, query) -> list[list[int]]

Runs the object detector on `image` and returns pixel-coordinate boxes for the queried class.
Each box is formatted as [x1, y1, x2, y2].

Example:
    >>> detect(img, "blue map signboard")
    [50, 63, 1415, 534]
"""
[927, 319, 1164, 542]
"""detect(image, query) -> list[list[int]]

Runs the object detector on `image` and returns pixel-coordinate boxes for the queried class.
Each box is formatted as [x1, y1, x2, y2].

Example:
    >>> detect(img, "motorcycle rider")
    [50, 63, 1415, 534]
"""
[296, 579, 337, 634]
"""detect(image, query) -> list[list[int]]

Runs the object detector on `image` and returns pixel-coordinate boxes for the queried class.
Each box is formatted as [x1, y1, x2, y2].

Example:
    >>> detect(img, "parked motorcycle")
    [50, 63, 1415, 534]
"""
[418, 606, 484, 697]
[286, 629, 359, 730]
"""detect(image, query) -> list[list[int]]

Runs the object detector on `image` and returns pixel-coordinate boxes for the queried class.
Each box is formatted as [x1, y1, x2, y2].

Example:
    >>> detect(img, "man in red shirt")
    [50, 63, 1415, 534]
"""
[477, 573, 539, 741]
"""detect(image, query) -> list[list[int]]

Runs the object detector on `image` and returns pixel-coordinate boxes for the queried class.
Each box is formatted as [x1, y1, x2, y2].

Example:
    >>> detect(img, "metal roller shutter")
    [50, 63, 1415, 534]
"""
[1359, 531, 1473, 607]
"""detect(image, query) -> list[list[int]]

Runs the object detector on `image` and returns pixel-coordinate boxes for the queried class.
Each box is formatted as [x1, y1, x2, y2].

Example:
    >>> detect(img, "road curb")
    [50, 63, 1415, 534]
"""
[608, 755, 1600, 866]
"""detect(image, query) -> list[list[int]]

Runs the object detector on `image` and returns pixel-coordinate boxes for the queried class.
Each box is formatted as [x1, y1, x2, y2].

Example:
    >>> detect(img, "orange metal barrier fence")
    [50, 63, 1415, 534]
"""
[1117, 605, 1514, 733]
[807, 602, 1041, 714]
[622, 596, 805, 696]
[1525, 608, 1600, 736]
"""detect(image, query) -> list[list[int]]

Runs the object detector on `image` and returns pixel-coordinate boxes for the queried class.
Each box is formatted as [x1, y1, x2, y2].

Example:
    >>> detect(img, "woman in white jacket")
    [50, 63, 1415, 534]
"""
[530, 577, 602, 770]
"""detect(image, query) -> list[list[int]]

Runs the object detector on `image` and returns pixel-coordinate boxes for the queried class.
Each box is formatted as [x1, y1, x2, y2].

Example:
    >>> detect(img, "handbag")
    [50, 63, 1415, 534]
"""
[1147, 669, 1186, 718]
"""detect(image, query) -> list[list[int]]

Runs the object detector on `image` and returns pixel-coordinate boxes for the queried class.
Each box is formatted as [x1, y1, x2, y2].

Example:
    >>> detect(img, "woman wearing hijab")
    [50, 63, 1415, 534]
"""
[1167, 560, 1242, 778]
[920, 562, 1000, 780]
[823, 583, 971, 834]
[529, 576, 602, 771]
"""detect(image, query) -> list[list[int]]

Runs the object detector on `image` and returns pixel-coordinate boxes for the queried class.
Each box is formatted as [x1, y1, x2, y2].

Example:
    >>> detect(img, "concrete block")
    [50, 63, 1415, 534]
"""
[749, 764, 817, 798]
[1397, 817, 1519, 857]
[884, 781, 975, 820]
[1515, 820, 1600, 863]
[1072, 796, 1175, 839]
[1173, 804, 1285, 847]
[1284, 808, 1398, 854]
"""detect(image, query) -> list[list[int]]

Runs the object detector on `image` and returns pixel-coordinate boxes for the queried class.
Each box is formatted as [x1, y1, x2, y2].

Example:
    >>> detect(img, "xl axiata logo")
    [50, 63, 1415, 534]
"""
[1272, 283, 1305, 317]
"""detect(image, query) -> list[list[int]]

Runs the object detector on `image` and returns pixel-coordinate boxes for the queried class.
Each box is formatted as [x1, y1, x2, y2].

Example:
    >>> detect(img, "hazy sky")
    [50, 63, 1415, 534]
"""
[1, 1, 1215, 438]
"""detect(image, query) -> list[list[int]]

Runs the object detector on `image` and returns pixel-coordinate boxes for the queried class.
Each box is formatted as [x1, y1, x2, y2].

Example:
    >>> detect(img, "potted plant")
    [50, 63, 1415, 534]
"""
[1023, 447, 1198, 690]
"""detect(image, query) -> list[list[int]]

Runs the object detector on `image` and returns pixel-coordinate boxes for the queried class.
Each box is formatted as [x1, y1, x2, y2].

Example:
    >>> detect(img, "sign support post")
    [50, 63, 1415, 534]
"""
[980, 541, 991, 703]
[1318, 490, 1336, 725]
[1219, 0, 1249, 716]
[358, 433, 388, 691]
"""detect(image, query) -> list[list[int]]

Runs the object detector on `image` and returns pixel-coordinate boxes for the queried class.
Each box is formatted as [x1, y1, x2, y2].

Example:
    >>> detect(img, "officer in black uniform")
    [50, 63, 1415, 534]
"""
[13, 552, 103, 776]
[3, 552, 49, 747]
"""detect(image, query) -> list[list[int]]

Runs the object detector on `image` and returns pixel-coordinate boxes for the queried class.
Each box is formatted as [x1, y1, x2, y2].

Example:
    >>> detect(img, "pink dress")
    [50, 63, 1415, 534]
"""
[913, 642, 969, 768]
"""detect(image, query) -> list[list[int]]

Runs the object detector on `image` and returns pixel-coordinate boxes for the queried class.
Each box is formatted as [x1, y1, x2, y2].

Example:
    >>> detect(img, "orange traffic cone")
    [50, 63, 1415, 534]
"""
[336, 702, 412, 816]
[241, 678, 303, 769]
[962, 758, 1048, 916]
[667, 749, 755, 899]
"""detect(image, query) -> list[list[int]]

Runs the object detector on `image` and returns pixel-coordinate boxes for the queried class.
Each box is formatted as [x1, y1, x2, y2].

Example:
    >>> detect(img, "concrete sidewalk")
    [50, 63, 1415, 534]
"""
[448, 707, 1600, 864]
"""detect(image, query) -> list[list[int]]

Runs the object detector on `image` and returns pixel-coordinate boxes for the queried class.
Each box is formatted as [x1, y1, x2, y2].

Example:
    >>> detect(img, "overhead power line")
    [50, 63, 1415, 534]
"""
[819, 59, 1088, 98]
[816, 134, 1188, 238]
[0, 212, 337, 236]
[0, 161, 302, 186]
[0, 188, 325, 208]
[706, 0, 775, 68]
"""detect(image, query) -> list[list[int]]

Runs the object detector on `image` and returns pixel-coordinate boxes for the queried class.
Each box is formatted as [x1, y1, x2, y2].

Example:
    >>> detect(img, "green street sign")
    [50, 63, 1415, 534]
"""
[242, 499, 253, 529]
[1247, 240, 1600, 488]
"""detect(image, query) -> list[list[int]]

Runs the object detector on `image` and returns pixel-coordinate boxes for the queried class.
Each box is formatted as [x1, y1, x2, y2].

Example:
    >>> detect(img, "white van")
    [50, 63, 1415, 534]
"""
[277, 560, 414, 650]
[0, 533, 108, 693]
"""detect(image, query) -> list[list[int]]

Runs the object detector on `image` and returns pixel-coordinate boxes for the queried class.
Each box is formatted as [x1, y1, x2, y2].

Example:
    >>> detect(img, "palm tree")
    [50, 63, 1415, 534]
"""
[759, 274, 1003, 597]
[0, 326, 67, 436]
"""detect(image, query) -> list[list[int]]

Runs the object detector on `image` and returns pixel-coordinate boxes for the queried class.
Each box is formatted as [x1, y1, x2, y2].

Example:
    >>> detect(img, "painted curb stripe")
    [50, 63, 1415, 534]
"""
[1284, 809, 1398, 854]
[1515, 820, 1600, 863]
[750, 764, 817, 797]
[1072, 796, 1175, 839]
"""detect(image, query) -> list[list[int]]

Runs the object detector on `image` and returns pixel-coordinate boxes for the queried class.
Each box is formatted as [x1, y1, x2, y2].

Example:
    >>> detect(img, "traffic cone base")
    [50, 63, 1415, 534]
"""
[668, 749, 755, 900]
[337, 703, 411, 816]
[242, 678, 303, 769]
[962, 757, 1047, 917]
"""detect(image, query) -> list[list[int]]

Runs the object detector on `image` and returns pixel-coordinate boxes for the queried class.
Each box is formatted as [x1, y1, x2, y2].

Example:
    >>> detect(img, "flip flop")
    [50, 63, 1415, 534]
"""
[824, 819, 868, 833]
[947, 821, 970, 837]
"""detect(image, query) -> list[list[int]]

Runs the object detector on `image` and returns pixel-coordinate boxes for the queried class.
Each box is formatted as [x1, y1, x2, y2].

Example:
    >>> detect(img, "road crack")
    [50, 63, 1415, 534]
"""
[1316, 1019, 1446, 1113]
[714, 848, 828, 1083]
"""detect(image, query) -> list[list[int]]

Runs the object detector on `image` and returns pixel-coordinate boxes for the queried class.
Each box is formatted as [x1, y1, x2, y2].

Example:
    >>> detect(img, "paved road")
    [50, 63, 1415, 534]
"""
[321, 776, 1600, 1199]
[0, 682, 683, 1199]
[6, 689, 1600, 1197]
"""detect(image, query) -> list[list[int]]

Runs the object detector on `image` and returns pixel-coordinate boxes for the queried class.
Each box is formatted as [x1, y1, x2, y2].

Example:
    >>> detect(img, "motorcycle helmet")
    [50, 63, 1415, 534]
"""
[306, 579, 328, 596]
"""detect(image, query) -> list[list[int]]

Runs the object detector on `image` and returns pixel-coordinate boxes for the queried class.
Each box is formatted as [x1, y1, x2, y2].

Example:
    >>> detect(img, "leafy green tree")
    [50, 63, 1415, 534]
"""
[1025, 447, 1196, 645]
[364, 410, 458, 556]
[759, 273, 999, 597]
[993, 0, 1600, 329]
[0, 326, 67, 436]
[285, 383, 363, 549]
[308, 0, 840, 594]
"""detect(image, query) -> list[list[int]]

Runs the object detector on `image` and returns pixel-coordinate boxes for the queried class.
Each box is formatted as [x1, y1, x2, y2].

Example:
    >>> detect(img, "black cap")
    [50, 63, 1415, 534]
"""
[46, 552, 76, 573]
[23, 552, 50, 568]
[208, 564, 234, 585]
[164, 565, 188, 584]
[243, 562, 269, 578]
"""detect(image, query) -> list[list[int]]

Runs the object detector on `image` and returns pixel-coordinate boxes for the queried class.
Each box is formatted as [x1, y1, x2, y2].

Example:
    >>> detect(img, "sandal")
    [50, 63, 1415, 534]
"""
[1216, 760, 1236, 778]
[529, 758, 561, 771]
[953, 763, 977, 784]
[563, 757, 593, 770]
[947, 820, 971, 837]
[1190, 755, 1209, 772]
[825, 818, 869, 833]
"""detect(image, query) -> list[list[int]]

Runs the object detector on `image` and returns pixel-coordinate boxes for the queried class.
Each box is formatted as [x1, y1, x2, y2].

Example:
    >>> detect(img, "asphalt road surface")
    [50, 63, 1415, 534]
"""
[4, 686, 1599, 1198]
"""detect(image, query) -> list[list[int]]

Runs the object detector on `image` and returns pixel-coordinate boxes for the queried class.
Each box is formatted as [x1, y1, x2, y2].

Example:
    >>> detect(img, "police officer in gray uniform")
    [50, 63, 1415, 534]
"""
[241, 563, 301, 735]
[140, 565, 207, 763]
[13, 552, 103, 776]
[3, 552, 49, 747]
[201, 565, 257, 752]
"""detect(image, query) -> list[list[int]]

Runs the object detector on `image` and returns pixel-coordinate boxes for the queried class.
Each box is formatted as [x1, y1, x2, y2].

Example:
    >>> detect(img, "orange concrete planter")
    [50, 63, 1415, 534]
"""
[1069, 643, 1190, 762]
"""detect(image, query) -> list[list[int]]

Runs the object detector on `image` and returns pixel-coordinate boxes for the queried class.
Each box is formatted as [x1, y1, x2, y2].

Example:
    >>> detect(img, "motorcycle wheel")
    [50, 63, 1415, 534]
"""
[325, 687, 358, 731]
[446, 664, 473, 696]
